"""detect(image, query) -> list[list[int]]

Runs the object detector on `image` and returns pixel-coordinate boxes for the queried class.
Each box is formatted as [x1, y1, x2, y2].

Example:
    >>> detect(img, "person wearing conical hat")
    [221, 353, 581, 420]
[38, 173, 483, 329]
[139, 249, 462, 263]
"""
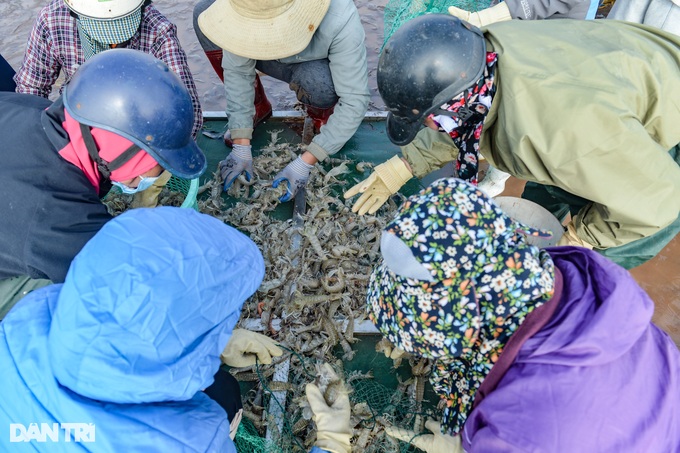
[194, 0, 370, 203]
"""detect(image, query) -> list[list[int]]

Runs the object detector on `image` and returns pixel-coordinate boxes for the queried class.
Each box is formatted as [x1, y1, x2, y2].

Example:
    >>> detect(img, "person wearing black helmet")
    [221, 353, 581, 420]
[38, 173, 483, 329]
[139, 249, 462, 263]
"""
[0, 48, 207, 320]
[344, 14, 680, 270]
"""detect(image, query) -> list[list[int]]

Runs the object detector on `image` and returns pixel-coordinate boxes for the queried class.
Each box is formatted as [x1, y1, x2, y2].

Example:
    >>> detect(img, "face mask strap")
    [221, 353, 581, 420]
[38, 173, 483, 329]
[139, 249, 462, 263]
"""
[107, 143, 143, 172]
[80, 124, 144, 179]
[80, 123, 112, 179]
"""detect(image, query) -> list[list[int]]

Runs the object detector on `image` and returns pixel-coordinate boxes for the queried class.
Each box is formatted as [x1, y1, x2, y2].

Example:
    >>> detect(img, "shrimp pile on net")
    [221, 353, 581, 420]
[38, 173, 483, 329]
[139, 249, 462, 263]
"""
[197, 131, 440, 453]
[104, 129, 440, 452]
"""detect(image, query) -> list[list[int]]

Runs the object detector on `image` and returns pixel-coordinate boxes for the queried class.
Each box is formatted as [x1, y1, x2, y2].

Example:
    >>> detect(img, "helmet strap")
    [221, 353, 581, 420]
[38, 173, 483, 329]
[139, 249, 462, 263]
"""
[433, 91, 475, 122]
[79, 123, 142, 179]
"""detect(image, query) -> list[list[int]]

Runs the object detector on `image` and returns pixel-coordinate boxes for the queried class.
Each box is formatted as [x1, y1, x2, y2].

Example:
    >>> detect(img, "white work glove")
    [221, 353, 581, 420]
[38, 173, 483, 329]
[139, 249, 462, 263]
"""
[272, 156, 314, 202]
[448, 3, 512, 27]
[305, 372, 352, 453]
[131, 170, 172, 208]
[477, 165, 511, 198]
[219, 143, 253, 191]
[344, 155, 413, 215]
[557, 221, 594, 249]
[385, 419, 464, 453]
[229, 409, 243, 440]
[377, 339, 407, 360]
[220, 328, 283, 368]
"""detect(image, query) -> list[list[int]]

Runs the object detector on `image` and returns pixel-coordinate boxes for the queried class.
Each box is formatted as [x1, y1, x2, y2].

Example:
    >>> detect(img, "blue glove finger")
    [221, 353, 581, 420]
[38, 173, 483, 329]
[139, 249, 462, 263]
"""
[223, 173, 239, 191]
[272, 177, 294, 202]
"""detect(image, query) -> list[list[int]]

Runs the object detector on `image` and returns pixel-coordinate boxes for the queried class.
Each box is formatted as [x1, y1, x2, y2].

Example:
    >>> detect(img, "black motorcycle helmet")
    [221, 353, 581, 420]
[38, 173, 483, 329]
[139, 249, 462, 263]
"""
[378, 14, 487, 146]
[62, 49, 206, 179]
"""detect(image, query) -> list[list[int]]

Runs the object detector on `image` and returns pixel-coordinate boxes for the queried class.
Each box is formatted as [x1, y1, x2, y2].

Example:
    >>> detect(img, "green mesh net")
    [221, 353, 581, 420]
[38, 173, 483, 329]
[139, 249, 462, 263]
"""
[231, 339, 442, 453]
[165, 176, 199, 210]
[383, 0, 494, 48]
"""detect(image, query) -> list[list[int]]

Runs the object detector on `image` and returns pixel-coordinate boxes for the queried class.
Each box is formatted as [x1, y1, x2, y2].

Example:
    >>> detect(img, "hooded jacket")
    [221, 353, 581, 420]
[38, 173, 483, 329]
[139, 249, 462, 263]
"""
[0, 92, 112, 283]
[462, 247, 680, 451]
[0, 207, 265, 452]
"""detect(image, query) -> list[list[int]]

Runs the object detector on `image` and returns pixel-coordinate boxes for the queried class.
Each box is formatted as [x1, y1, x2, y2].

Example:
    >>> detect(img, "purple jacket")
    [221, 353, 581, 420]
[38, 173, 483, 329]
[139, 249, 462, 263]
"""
[463, 247, 680, 452]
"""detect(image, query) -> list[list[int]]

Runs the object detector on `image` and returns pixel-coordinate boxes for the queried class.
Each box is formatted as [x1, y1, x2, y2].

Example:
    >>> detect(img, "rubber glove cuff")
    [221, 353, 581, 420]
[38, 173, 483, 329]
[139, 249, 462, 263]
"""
[374, 155, 413, 193]
[231, 143, 252, 160]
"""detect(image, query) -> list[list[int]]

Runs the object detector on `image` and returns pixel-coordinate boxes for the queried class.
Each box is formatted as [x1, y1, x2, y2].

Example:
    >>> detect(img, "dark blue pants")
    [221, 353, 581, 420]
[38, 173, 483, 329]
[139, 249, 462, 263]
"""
[0, 54, 16, 92]
[204, 367, 243, 422]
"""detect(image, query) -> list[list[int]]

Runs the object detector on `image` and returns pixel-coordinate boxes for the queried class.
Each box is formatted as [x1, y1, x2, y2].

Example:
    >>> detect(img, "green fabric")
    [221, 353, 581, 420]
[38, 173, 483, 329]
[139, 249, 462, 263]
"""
[522, 145, 680, 269]
[521, 182, 590, 223]
[401, 127, 460, 178]
[400, 20, 680, 250]
[598, 211, 680, 269]
[480, 20, 680, 250]
[0, 276, 52, 321]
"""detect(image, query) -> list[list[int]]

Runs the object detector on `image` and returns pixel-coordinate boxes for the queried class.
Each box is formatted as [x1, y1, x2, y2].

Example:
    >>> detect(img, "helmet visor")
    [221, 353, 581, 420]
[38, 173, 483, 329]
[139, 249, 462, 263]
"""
[386, 112, 423, 146]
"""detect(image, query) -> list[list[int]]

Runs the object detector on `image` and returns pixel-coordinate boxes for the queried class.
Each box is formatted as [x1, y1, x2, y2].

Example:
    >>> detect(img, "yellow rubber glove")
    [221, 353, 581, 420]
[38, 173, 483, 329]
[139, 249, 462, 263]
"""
[448, 3, 512, 27]
[131, 170, 172, 208]
[220, 329, 283, 368]
[344, 155, 412, 215]
[385, 419, 464, 453]
[305, 378, 352, 453]
[557, 221, 594, 249]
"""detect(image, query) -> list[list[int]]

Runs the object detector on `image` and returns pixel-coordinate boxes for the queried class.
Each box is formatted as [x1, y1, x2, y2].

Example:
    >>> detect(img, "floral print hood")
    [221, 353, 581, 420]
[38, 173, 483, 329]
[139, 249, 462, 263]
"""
[367, 178, 555, 435]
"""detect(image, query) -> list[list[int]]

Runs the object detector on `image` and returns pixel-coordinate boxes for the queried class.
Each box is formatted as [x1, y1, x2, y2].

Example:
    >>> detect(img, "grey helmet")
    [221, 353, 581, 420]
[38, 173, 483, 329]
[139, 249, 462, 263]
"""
[378, 14, 487, 146]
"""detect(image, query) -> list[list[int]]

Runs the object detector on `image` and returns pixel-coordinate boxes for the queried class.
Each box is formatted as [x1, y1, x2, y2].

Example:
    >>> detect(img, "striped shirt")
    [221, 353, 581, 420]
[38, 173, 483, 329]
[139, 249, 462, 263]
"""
[14, 0, 203, 138]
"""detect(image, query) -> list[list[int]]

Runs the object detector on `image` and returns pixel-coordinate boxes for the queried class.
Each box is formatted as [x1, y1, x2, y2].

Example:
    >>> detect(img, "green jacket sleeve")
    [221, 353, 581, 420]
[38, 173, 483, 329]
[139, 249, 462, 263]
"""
[400, 127, 460, 179]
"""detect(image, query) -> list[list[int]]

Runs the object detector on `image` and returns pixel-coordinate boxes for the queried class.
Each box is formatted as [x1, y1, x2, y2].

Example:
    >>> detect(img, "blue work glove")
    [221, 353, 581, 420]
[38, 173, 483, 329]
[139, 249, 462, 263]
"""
[272, 156, 314, 202]
[219, 143, 253, 190]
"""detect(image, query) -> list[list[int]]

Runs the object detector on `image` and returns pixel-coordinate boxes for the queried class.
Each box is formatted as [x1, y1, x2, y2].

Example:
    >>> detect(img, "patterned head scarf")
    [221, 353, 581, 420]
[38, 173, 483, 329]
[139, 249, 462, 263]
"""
[429, 52, 498, 185]
[367, 178, 555, 435]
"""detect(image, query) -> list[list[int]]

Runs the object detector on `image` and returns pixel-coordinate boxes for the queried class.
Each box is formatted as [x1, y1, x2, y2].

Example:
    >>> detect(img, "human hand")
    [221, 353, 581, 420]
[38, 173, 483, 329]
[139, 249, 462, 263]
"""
[131, 170, 172, 208]
[557, 221, 594, 249]
[477, 165, 511, 198]
[272, 156, 314, 202]
[219, 143, 253, 191]
[385, 419, 464, 453]
[220, 328, 283, 368]
[344, 155, 412, 215]
[305, 365, 352, 453]
[448, 3, 511, 27]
